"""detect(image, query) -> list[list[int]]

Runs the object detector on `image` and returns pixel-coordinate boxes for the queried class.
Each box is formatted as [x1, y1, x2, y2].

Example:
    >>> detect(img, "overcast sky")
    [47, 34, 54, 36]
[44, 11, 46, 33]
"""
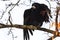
[0, 0, 60, 40]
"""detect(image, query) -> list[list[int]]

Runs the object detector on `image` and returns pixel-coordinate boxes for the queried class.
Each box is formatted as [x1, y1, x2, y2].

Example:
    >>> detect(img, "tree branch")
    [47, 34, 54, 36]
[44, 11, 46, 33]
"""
[0, 23, 60, 35]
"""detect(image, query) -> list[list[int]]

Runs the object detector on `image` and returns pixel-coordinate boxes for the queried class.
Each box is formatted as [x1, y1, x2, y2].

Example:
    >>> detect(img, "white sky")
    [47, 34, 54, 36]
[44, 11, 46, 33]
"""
[0, 0, 60, 40]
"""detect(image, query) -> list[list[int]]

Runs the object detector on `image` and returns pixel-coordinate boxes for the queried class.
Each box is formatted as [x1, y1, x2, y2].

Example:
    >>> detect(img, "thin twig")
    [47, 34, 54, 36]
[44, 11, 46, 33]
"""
[45, 0, 51, 9]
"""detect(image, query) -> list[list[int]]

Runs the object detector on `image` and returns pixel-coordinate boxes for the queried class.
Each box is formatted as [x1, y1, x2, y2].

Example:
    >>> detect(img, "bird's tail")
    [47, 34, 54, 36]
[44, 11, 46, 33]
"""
[23, 29, 33, 40]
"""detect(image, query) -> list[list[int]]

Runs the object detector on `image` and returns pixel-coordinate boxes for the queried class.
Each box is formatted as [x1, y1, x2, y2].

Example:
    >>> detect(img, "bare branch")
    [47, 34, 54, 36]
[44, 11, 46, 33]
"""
[48, 36, 56, 40]
[0, 23, 60, 35]
[45, 0, 51, 9]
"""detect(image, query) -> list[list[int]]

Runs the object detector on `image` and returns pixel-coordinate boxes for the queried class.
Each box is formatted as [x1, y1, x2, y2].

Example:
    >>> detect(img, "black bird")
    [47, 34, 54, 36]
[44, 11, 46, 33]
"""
[23, 3, 52, 40]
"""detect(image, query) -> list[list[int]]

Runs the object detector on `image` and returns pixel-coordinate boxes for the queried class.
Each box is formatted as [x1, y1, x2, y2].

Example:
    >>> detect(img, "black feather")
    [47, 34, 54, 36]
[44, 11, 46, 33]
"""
[23, 3, 52, 40]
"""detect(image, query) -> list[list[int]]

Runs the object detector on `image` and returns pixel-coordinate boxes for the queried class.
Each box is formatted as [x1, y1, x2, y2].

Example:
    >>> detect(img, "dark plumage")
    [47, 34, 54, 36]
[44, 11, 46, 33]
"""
[23, 3, 52, 40]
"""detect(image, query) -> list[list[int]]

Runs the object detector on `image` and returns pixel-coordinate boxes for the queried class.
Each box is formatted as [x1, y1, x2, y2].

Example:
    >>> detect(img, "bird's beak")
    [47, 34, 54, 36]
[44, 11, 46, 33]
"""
[32, 6, 36, 9]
